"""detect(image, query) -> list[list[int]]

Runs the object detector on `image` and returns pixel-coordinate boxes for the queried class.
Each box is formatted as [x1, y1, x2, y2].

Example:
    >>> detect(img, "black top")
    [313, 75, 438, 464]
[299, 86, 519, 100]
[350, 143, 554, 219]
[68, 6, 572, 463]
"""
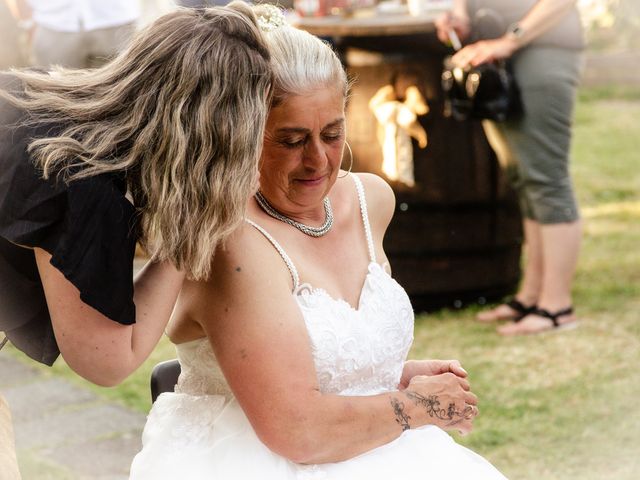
[0, 73, 139, 366]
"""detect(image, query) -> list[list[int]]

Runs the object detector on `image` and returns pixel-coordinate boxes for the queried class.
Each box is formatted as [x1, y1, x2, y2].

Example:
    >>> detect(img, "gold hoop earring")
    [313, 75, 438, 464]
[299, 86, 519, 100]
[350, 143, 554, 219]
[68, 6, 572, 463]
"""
[338, 141, 353, 179]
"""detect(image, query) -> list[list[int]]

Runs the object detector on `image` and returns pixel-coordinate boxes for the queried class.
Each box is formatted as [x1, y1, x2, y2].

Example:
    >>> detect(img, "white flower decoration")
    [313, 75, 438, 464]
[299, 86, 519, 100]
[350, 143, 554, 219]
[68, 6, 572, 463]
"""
[256, 4, 286, 32]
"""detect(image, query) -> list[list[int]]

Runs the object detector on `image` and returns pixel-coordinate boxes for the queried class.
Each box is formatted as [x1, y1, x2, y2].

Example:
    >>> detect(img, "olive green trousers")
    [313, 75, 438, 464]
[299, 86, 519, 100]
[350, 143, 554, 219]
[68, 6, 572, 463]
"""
[484, 47, 584, 224]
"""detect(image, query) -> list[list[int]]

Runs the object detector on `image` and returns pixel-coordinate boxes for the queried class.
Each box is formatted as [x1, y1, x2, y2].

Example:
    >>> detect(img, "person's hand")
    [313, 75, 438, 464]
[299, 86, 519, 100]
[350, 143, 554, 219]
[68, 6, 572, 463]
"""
[435, 11, 471, 47]
[451, 37, 519, 68]
[404, 373, 478, 435]
[398, 359, 467, 390]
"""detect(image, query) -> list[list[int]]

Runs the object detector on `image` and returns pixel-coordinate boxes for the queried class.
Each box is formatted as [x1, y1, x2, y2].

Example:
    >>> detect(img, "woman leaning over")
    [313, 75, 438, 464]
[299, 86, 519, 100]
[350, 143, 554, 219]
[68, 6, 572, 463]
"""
[130, 6, 506, 479]
[0, 2, 271, 477]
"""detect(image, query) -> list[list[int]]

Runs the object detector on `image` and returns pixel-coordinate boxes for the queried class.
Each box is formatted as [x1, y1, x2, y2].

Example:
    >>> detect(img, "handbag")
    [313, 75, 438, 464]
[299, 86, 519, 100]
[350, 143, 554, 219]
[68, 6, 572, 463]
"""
[441, 57, 522, 122]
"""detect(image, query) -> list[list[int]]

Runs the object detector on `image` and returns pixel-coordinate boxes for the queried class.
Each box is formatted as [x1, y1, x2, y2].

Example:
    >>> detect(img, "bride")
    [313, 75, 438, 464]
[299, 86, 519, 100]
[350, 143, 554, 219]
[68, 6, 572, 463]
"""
[130, 5, 507, 479]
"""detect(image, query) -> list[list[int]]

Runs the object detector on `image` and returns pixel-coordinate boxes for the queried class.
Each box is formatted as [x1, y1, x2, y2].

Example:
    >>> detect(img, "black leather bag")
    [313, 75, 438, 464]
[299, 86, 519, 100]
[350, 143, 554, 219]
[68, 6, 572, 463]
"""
[441, 57, 523, 122]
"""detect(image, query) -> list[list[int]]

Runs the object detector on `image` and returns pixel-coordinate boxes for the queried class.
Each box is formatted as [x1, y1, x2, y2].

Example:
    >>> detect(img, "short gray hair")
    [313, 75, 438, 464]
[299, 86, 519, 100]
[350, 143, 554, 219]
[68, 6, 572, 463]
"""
[255, 6, 349, 107]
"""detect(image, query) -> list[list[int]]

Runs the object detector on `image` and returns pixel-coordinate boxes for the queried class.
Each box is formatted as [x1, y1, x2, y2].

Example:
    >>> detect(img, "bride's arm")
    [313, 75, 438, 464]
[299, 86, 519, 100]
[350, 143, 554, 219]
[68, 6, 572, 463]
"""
[192, 225, 478, 465]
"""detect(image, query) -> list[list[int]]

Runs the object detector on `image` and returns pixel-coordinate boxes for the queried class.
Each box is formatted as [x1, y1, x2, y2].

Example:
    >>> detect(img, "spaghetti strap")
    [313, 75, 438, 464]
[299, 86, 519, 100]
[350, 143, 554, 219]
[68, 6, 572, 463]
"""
[244, 219, 300, 291]
[350, 174, 377, 263]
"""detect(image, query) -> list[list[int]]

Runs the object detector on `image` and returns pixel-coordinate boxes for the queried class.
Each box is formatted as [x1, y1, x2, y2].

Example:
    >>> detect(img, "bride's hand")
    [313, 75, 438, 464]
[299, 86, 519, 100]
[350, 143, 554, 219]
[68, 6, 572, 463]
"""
[398, 359, 467, 390]
[404, 373, 478, 435]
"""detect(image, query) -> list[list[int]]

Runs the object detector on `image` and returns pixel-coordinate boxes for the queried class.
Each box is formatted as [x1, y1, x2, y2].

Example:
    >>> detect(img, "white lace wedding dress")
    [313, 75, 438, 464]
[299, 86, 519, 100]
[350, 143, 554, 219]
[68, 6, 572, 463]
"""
[129, 175, 507, 480]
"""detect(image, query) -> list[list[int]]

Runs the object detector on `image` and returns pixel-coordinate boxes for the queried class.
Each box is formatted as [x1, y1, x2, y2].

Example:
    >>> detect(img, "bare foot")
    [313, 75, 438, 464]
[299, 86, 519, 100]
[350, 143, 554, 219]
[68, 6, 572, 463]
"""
[477, 304, 520, 323]
[476, 299, 536, 323]
[498, 309, 578, 336]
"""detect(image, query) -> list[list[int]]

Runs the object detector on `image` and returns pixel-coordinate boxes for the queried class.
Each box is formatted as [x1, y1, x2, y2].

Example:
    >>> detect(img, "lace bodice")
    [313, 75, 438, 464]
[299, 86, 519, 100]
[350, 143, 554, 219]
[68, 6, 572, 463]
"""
[174, 338, 233, 398]
[294, 262, 414, 395]
[174, 174, 414, 398]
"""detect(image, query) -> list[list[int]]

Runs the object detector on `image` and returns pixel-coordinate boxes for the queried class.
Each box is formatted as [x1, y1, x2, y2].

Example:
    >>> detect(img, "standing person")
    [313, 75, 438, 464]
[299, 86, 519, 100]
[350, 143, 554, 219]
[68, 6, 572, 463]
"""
[436, 0, 584, 335]
[129, 6, 507, 479]
[4, 0, 140, 68]
[0, 2, 271, 475]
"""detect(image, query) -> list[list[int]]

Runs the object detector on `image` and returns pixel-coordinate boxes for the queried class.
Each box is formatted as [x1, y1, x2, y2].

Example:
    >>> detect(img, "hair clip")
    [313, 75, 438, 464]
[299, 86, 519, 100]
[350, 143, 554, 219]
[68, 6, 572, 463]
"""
[256, 4, 286, 32]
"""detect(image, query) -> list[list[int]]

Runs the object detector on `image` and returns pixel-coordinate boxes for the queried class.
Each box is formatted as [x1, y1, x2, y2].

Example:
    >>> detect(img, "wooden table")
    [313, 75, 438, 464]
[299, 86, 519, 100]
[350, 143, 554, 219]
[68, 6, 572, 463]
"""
[291, 12, 439, 37]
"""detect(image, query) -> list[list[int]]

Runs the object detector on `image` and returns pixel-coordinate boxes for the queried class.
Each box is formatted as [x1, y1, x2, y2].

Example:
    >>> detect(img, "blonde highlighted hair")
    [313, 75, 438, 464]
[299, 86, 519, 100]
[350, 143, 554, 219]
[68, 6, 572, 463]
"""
[1, 2, 272, 280]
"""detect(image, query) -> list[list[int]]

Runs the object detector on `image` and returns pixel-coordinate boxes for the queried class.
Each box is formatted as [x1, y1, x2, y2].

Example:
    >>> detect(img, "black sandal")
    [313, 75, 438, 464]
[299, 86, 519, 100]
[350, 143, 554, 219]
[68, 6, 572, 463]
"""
[532, 306, 577, 330]
[506, 298, 537, 322]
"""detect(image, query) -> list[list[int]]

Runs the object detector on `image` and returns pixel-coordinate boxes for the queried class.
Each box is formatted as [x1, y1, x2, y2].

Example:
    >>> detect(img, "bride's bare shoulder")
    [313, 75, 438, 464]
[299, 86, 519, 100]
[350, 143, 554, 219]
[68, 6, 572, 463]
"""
[352, 173, 395, 230]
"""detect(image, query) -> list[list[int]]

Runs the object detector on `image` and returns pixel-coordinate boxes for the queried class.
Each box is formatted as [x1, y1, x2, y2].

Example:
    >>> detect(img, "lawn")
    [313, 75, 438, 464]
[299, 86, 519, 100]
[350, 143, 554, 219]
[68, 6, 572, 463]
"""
[9, 85, 640, 479]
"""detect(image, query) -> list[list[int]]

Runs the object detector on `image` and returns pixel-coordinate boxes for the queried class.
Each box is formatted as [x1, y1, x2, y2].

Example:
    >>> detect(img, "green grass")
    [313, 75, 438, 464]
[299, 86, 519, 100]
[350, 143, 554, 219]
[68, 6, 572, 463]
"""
[8, 85, 640, 479]
[410, 86, 640, 479]
[16, 453, 76, 480]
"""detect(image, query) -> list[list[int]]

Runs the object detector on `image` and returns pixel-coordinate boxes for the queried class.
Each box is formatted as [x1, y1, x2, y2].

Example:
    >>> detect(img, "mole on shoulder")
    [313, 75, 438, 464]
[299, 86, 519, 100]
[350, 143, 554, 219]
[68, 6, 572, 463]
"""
[235, 266, 242, 272]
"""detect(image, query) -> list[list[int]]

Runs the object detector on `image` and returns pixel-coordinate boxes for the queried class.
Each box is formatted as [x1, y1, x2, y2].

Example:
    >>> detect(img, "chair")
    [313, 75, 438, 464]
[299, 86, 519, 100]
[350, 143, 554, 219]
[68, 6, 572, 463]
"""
[150, 359, 181, 403]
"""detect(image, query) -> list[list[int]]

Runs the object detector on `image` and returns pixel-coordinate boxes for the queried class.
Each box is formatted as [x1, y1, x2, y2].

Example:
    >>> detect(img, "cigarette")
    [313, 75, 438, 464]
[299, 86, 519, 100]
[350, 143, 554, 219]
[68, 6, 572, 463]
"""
[448, 28, 462, 51]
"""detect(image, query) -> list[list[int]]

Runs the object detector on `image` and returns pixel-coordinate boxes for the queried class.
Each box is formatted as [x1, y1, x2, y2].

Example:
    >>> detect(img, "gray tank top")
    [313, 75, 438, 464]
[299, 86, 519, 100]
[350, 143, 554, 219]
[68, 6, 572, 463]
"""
[467, 0, 585, 50]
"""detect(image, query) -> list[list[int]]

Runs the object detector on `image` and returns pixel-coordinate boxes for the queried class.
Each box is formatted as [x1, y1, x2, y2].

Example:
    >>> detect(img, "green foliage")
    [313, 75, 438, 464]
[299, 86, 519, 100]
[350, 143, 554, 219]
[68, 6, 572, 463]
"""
[580, 0, 640, 50]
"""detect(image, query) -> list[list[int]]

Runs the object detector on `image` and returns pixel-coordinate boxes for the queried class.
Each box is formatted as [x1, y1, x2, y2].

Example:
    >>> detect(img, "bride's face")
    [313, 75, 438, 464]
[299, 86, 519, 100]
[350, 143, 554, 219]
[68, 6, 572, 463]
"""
[258, 88, 346, 216]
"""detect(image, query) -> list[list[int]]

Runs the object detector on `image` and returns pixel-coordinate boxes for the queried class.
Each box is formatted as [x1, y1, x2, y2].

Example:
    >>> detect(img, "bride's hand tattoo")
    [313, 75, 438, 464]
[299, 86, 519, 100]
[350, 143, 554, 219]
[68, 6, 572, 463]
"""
[404, 391, 472, 426]
[391, 391, 473, 432]
[390, 397, 411, 431]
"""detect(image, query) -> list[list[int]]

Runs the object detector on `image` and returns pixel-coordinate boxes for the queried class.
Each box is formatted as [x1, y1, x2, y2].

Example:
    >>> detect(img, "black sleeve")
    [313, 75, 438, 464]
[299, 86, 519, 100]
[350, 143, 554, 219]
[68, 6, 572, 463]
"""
[0, 74, 139, 365]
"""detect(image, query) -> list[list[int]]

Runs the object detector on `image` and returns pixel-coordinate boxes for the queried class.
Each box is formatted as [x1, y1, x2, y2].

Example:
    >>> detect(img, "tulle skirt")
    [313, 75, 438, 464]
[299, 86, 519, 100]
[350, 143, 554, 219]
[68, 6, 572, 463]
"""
[130, 393, 508, 480]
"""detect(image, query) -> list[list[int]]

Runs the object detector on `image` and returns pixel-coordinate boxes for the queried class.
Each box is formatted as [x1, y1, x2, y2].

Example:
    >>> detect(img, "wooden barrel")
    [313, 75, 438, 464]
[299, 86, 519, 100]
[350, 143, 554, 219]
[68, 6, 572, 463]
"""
[341, 33, 522, 311]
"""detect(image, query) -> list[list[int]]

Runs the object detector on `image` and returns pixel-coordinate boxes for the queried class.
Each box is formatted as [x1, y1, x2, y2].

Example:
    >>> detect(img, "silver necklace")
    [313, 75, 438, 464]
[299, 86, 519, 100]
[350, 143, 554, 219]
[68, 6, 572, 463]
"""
[254, 190, 333, 237]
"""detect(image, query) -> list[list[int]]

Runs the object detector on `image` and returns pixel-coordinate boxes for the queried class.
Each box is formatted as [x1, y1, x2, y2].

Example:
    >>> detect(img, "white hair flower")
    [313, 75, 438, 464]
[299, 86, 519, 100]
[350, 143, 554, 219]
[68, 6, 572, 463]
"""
[256, 4, 286, 32]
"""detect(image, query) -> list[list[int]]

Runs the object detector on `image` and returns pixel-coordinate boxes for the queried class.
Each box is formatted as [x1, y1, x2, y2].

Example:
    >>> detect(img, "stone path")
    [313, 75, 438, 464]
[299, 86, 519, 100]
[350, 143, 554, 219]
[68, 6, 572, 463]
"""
[0, 353, 146, 480]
